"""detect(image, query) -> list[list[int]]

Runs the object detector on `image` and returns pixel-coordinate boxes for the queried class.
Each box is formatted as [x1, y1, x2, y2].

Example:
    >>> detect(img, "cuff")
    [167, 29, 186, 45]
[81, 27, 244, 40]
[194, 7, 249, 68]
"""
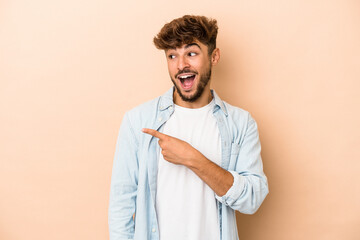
[215, 171, 245, 206]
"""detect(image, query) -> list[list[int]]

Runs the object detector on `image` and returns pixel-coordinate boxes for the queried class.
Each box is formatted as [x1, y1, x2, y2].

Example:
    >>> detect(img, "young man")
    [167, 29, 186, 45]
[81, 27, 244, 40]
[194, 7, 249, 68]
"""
[109, 15, 268, 240]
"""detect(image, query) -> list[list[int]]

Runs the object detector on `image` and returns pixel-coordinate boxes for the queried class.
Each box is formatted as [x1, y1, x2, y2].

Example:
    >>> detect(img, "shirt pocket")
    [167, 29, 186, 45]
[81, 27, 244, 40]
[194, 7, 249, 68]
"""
[228, 142, 241, 170]
[230, 142, 241, 155]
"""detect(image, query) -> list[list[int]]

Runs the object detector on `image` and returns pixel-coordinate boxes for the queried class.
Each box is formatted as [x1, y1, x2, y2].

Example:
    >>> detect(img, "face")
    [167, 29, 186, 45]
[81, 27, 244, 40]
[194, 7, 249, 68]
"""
[166, 42, 214, 103]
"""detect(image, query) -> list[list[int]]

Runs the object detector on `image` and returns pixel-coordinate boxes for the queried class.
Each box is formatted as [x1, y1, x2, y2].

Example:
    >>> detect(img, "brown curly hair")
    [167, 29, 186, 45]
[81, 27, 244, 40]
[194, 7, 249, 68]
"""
[153, 15, 218, 55]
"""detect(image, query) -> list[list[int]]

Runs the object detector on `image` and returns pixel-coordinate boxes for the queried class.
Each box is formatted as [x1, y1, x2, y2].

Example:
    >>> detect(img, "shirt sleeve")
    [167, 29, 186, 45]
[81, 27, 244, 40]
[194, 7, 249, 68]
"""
[215, 114, 269, 214]
[109, 112, 138, 239]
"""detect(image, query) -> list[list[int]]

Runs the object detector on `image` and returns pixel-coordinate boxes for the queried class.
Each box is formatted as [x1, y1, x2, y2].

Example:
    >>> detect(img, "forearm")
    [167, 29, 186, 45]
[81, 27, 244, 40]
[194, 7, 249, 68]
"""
[185, 149, 268, 214]
[185, 152, 234, 196]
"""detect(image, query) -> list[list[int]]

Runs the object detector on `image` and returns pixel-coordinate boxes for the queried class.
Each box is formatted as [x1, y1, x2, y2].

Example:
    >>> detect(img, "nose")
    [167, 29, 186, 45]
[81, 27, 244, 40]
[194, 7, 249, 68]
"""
[177, 55, 190, 71]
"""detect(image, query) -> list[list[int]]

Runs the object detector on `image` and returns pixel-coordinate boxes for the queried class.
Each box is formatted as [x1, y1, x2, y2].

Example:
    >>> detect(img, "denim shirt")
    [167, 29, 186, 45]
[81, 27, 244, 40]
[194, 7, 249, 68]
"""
[109, 87, 269, 240]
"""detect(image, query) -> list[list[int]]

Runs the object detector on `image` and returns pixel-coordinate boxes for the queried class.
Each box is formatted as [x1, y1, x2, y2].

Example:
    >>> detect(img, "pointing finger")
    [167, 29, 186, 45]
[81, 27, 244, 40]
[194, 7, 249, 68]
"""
[142, 128, 167, 139]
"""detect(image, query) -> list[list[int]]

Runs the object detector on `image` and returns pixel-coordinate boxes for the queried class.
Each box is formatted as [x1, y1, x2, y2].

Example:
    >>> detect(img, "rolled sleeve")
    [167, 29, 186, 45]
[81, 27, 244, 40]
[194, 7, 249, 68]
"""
[215, 171, 245, 205]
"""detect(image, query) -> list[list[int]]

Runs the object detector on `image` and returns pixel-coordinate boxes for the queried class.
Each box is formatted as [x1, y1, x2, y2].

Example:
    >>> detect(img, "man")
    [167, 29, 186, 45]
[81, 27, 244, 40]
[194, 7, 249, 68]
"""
[109, 15, 268, 240]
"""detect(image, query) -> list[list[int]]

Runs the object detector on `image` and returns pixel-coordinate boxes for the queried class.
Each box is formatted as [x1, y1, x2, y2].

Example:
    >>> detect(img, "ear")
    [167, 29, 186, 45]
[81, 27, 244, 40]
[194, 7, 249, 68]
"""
[211, 48, 220, 66]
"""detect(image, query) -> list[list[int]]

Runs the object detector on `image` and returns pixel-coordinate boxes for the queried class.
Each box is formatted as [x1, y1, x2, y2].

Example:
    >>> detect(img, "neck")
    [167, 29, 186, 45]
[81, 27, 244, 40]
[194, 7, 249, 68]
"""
[173, 85, 213, 109]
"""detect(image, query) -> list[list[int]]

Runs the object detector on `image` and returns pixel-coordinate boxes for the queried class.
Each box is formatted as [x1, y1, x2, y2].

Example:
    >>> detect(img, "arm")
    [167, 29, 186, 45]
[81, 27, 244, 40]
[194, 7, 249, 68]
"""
[142, 114, 268, 214]
[187, 155, 234, 196]
[142, 127, 233, 196]
[215, 115, 268, 214]
[109, 113, 138, 239]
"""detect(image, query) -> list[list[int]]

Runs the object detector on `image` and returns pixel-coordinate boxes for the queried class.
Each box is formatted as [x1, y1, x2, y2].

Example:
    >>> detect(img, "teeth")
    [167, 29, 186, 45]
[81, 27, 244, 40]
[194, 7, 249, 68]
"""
[179, 75, 194, 79]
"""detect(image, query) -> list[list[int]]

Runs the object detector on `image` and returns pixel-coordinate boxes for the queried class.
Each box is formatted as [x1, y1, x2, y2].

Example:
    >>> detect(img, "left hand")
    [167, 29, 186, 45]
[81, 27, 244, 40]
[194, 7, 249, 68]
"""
[142, 128, 202, 166]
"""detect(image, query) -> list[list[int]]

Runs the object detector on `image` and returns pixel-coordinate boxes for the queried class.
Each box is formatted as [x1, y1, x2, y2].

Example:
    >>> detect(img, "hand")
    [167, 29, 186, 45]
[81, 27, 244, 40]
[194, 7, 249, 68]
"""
[142, 128, 202, 166]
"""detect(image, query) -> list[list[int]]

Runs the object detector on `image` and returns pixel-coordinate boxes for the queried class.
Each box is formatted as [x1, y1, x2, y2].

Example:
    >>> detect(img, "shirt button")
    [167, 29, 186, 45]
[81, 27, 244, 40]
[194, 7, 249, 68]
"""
[158, 117, 162, 122]
[169, 106, 173, 110]
[152, 228, 156, 232]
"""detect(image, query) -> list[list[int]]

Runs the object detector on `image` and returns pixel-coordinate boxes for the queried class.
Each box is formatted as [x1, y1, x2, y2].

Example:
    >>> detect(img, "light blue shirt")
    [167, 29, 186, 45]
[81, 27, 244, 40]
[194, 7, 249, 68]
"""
[109, 88, 269, 240]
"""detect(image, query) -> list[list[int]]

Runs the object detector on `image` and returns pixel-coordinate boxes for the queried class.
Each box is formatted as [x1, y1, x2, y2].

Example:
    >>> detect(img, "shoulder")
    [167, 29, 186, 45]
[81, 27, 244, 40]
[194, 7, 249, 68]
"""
[125, 88, 173, 126]
[125, 96, 161, 126]
[212, 89, 253, 125]
[223, 101, 253, 124]
[220, 101, 259, 144]
[127, 97, 160, 117]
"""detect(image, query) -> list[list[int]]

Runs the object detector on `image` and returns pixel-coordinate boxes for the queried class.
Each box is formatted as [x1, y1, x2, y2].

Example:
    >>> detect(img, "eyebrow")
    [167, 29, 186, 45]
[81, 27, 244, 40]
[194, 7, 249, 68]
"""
[166, 43, 201, 53]
[185, 43, 201, 50]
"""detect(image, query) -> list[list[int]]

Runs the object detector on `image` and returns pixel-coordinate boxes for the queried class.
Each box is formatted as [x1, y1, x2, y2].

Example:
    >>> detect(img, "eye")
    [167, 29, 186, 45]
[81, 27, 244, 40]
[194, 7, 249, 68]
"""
[188, 52, 197, 57]
[168, 54, 176, 59]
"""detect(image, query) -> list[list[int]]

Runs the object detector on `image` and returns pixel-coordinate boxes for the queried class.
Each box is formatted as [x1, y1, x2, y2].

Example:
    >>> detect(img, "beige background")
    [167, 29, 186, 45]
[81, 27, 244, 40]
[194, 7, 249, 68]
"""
[1, 0, 360, 239]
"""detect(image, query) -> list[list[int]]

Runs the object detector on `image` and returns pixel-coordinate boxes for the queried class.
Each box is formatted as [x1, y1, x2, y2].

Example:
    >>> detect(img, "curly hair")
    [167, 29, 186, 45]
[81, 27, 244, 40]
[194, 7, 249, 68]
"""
[153, 15, 218, 55]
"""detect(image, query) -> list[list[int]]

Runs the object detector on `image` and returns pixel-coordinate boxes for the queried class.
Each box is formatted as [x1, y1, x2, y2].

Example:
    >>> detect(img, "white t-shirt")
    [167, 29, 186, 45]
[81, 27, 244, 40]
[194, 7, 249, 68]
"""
[155, 99, 221, 240]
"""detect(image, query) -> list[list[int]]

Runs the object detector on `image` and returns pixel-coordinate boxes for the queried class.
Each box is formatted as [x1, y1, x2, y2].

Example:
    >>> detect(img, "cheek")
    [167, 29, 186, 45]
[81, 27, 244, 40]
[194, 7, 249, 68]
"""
[195, 63, 207, 74]
[192, 58, 208, 71]
[167, 62, 177, 75]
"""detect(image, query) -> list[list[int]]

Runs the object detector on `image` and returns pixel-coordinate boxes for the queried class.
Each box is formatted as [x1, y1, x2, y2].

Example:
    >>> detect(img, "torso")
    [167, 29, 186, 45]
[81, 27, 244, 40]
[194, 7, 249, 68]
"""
[155, 99, 221, 240]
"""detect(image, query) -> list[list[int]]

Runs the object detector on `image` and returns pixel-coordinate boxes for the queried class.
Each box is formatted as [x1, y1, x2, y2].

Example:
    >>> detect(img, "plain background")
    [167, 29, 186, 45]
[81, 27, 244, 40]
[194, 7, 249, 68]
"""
[1, 0, 359, 239]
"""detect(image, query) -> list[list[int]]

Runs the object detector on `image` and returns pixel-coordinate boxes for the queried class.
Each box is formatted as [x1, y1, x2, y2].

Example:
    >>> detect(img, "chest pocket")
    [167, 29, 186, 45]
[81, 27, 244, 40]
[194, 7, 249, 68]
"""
[228, 142, 241, 170]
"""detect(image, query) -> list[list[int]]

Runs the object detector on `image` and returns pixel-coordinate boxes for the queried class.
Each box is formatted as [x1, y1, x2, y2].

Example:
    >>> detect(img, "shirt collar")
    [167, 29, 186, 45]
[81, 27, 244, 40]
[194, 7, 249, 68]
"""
[159, 87, 228, 116]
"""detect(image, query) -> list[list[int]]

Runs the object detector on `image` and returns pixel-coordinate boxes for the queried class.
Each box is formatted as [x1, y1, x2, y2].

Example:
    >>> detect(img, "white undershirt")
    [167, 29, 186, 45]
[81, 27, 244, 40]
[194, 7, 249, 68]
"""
[156, 99, 221, 240]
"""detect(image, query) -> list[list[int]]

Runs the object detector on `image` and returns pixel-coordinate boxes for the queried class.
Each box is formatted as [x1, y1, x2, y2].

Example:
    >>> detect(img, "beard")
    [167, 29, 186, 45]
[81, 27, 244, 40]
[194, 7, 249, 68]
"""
[171, 63, 212, 103]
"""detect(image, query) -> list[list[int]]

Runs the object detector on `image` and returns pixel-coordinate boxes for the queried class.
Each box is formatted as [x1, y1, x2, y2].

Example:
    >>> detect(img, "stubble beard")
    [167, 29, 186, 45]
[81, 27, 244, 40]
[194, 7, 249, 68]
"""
[171, 63, 212, 103]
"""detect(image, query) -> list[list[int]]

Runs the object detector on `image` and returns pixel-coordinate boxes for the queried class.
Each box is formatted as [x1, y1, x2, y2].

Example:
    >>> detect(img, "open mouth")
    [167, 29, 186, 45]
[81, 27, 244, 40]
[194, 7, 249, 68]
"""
[177, 74, 196, 90]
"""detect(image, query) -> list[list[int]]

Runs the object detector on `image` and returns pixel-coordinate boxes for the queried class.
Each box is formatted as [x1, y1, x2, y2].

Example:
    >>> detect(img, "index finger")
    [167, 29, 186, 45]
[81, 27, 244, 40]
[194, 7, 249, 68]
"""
[142, 128, 167, 139]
